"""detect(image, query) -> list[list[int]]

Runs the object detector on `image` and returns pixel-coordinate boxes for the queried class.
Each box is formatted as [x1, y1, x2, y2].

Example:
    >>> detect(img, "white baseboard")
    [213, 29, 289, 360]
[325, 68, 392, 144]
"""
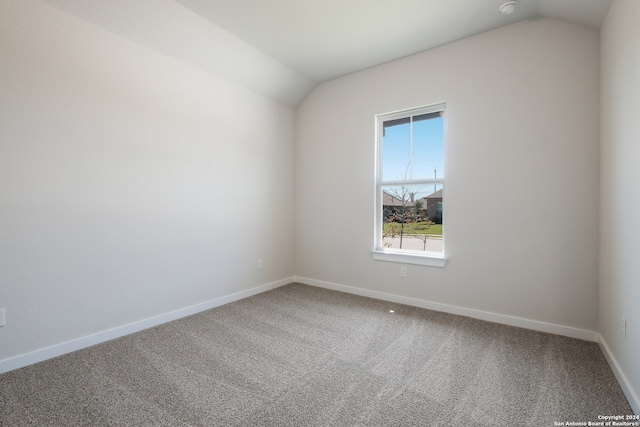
[598, 335, 640, 415]
[294, 276, 599, 342]
[0, 277, 293, 375]
[4, 276, 637, 414]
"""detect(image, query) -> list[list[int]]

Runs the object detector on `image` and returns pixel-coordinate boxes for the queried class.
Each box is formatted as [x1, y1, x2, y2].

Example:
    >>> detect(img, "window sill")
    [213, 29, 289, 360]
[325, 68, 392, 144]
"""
[371, 249, 448, 268]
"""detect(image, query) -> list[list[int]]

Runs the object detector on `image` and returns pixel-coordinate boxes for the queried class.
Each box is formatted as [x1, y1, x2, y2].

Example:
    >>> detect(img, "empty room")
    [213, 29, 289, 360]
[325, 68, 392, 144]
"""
[1, 0, 638, 425]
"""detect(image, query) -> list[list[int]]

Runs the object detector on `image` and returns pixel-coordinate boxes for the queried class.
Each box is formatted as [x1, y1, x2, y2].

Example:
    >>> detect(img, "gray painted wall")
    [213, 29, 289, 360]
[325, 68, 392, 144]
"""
[600, 0, 640, 413]
[296, 18, 600, 333]
[0, 0, 296, 362]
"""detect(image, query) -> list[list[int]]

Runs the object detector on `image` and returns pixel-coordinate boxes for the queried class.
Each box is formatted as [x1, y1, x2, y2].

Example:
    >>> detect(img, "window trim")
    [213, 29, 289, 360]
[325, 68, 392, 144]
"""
[371, 249, 447, 267]
[371, 103, 448, 268]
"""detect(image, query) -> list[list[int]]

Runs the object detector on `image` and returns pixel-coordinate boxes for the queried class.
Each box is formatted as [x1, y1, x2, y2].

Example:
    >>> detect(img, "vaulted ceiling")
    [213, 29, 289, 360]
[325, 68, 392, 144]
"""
[42, 0, 612, 106]
[174, 0, 612, 82]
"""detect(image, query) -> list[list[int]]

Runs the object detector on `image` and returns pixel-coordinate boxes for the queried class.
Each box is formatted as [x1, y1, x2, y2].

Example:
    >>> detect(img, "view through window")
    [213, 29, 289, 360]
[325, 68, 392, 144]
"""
[376, 104, 445, 255]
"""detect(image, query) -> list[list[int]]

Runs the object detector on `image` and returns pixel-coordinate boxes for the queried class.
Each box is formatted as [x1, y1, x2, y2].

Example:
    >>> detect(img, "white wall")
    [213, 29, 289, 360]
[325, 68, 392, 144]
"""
[0, 1, 295, 364]
[40, 0, 315, 107]
[600, 0, 640, 413]
[296, 18, 600, 334]
[3, 3, 633, 408]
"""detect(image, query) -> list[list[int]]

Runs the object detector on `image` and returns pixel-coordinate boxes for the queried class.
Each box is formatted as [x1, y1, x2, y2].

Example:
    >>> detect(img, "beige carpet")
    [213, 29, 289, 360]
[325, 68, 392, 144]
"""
[0, 283, 632, 426]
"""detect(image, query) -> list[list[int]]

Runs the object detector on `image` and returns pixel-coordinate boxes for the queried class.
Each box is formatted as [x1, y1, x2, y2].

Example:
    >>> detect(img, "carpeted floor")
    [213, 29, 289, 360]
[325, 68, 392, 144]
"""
[0, 283, 633, 426]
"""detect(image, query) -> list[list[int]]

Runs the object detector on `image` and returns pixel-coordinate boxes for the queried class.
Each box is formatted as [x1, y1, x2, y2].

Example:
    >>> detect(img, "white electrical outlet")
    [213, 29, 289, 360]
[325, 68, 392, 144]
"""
[400, 266, 407, 278]
[622, 317, 627, 340]
[257, 259, 263, 270]
[0, 308, 5, 327]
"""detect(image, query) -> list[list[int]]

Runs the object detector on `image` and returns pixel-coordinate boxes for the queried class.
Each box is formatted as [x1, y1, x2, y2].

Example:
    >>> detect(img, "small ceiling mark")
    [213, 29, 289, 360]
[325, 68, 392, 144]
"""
[499, 1, 518, 15]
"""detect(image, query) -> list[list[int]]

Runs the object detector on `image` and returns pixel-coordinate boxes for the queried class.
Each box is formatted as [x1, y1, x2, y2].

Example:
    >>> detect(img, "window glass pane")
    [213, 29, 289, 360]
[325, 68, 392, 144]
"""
[382, 120, 411, 181]
[377, 104, 445, 255]
[381, 184, 443, 253]
[382, 112, 444, 181]
[411, 114, 444, 180]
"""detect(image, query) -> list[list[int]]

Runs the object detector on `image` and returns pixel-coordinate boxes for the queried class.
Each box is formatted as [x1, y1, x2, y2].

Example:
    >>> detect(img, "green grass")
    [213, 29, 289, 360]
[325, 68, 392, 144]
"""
[383, 221, 442, 236]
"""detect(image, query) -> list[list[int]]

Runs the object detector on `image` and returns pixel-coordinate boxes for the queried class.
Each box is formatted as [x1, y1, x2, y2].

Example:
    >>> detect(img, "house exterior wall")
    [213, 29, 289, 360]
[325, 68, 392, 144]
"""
[425, 198, 443, 223]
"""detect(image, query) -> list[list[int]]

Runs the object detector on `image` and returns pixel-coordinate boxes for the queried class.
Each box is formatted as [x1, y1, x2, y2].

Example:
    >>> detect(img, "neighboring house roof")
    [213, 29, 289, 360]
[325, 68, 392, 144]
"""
[424, 189, 443, 199]
[382, 190, 411, 207]
[384, 189, 441, 207]
[382, 191, 404, 206]
[414, 189, 442, 206]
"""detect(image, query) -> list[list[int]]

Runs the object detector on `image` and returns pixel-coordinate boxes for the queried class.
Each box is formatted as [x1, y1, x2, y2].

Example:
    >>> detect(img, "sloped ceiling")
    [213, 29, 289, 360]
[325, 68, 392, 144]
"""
[42, 0, 612, 107]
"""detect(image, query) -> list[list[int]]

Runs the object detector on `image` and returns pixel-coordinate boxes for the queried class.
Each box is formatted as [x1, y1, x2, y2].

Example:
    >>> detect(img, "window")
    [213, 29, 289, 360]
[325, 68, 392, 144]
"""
[372, 103, 447, 267]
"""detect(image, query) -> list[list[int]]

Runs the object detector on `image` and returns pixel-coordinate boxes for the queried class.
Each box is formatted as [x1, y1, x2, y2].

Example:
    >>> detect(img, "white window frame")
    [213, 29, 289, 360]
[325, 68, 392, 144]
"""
[371, 103, 448, 268]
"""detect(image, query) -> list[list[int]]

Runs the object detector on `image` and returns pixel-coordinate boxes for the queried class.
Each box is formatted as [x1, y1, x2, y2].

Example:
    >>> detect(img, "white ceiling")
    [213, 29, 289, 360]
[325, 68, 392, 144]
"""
[42, 0, 612, 106]
[173, 0, 612, 82]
